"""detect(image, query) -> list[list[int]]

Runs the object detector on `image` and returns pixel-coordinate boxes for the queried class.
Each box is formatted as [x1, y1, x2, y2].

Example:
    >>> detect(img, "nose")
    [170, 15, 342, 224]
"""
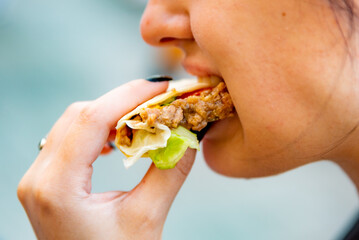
[140, 1, 193, 46]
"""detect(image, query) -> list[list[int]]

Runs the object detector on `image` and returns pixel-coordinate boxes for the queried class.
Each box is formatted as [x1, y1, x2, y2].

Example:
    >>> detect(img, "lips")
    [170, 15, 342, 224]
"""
[182, 60, 222, 79]
[180, 60, 235, 142]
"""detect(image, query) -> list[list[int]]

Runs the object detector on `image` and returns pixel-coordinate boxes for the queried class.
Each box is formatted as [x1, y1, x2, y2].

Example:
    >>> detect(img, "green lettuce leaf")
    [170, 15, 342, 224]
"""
[160, 97, 177, 106]
[148, 126, 199, 169]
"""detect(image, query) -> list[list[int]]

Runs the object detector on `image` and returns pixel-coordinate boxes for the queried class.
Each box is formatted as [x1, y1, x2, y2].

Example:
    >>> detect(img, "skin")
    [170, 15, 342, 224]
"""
[141, 0, 359, 181]
[18, 0, 359, 239]
[18, 80, 197, 239]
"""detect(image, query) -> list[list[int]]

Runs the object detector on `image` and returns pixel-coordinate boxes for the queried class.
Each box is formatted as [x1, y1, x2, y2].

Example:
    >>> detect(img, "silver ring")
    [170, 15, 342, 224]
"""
[38, 137, 47, 151]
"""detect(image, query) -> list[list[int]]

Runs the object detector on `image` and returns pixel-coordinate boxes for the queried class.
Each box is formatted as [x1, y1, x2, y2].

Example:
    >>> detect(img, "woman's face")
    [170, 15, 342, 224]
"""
[141, 0, 359, 177]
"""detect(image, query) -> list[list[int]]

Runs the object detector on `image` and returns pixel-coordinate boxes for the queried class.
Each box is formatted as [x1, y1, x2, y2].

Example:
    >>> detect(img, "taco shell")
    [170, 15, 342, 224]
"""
[115, 77, 221, 168]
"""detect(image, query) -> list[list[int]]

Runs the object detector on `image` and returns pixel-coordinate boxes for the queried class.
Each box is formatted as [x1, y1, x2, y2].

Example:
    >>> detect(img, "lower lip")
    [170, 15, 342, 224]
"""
[183, 63, 219, 78]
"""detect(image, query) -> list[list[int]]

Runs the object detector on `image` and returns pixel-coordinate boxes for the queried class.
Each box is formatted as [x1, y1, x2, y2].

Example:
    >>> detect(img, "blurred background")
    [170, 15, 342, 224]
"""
[1, 0, 359, 239]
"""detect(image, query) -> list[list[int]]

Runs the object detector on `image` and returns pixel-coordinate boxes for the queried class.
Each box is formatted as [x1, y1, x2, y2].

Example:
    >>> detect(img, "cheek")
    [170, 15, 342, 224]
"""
[191, 1, 352, 176]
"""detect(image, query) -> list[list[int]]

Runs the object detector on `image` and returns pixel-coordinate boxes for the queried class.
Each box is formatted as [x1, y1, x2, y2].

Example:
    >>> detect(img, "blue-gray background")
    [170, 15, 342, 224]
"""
[1, 0, 358, 239]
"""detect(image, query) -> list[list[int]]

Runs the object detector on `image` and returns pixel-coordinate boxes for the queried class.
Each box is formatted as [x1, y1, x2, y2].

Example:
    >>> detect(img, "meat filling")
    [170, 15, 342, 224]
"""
[119, 82, 234, 146]
[119, 125, 133, 147]
[142, 82, 233, 130]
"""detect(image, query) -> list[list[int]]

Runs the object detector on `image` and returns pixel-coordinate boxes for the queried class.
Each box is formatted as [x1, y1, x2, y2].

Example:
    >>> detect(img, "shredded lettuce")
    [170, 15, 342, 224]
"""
[160, 97, 177, 106]
[148, 126, 199, 169]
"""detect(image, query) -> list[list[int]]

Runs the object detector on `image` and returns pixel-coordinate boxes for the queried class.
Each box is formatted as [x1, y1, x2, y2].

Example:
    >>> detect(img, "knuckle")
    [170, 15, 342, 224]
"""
[17, 178, 29, 203]
[17, 169, 34, 204]
[140, 211, 159, 230]
[18, 177, 57, 214]
[32, 183, 56, 212]
[175, 161, 191, 178]
[77, 103, 101, 125]
[65, 101, 88, 116]
[174, 149, 195, 177]
[123, 204, 160, 230]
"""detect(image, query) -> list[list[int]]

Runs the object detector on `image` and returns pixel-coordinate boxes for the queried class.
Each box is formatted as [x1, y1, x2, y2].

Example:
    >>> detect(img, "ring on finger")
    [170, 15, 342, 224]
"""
[38, 136, 48, 151]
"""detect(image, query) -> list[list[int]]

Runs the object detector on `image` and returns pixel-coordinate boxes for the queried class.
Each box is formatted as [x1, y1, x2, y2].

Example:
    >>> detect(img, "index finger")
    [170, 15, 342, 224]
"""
[56, 80, 168, 169]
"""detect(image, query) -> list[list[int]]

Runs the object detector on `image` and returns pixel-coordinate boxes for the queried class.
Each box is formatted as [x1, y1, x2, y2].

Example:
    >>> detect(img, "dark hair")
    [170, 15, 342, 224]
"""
[316, 0, 359, 158]
[328, 0, 357, 26]
[327, 0, 358, 54]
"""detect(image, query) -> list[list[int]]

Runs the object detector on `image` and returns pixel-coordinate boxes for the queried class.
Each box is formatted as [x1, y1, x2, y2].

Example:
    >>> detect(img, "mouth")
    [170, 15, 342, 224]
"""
[183, 63, 225, 89]
[180, 59, 239, 139]
[182, 61, 222, 79]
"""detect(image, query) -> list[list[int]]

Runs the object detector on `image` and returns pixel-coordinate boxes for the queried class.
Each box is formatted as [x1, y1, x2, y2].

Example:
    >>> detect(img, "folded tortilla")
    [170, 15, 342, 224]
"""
[115, 76, 223, 168]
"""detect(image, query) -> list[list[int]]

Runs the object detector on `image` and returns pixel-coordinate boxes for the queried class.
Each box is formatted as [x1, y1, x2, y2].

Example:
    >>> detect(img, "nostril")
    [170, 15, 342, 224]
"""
[160, 37, 176, 43]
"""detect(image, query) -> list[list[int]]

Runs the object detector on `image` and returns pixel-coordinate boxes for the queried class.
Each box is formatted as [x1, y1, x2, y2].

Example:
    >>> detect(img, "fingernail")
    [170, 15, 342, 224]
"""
[145, 75, 173, 82]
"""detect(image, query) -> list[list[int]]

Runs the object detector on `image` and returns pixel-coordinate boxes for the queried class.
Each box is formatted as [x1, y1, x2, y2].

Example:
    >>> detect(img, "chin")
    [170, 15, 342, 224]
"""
[201, 146, 241, 177]
[200, 117, 251, 177]
[199, 107, 298, 179]
[201, 135, 292, 179]
[200, 136, 254, 178]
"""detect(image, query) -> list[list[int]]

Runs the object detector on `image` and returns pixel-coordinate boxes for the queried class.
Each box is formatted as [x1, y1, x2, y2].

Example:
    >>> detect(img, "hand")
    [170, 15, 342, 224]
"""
[17, 80, 197, 240]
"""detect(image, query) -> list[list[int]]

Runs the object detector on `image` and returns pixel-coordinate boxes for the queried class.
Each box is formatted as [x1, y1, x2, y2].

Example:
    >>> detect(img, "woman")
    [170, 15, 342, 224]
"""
[18, 0, 359, 239]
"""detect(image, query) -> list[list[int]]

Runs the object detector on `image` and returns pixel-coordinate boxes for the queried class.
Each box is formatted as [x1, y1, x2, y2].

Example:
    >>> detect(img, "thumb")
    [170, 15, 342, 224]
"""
[130, 148, 196, 220]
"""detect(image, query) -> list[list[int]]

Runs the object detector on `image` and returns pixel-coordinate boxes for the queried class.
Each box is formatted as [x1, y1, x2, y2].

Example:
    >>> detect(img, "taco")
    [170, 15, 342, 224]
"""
[115, 77, 234, 169]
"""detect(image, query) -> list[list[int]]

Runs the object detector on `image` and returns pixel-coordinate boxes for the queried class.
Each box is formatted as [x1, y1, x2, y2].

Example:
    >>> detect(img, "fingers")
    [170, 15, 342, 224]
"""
[54, 80, 168, 173]
[99, 129, 117, 155]
[39, 101, 90, 157]
[17, 101, 91, 207]
[129, 148, 197, 220]
[107, 129, 117, 142]
[100, 142, 115, 155]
